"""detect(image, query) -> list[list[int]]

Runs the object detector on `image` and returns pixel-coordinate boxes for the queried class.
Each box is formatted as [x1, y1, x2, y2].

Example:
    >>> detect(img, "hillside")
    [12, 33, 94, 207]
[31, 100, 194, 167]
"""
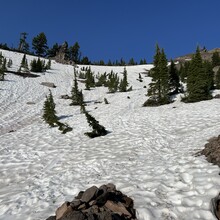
[0, 49, 220, 220]
[175, 48, 220, 63]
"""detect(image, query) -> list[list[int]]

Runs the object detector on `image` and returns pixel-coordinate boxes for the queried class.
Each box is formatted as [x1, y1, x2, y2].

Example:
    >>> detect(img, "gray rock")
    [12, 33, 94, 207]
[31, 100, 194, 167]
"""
[70, 199, 81, 209]
[60, 211, 85, 220]
[56, 202, 72, 220]
[81, 186, 98, 203]
[41, 82, 56, 88]
[46, 216, 56, 220]
[26, 101, 36, 105]
[60, 95, 70, 99]
[75, 191, 84, 199]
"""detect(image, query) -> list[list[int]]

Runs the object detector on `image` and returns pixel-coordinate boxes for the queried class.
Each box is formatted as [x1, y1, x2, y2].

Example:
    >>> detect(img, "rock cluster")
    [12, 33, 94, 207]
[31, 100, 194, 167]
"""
[200, 135, 220, 167]
[46, 183, 137, 220]
[54, 42, 74, 65]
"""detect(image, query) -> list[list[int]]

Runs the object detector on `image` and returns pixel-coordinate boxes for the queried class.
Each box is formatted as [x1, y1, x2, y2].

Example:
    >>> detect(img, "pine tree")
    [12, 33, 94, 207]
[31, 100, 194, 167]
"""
[85, 67, 95, 90]
[31, 58, 44, 72]
[107, 71, 119, 93]
[128, 58, 135, 65]
[185, 47, 212, 102]
[32, 32, 48, 57]
[0, 67, 4, 81]
[215, 68, 220, 89]
[95, 72, 107, 87]
[7, 59, 13, 68]
[84, 111, 107, 138]
[204, 60, 214, 90]
[169, 59, 180, 94]
[119, 67, 129, 92]
[211, 51, 220, 67]
[69, 42, 81, 63]
[42, 90, 58, 127]
[43, 90, 72, 133]
[45, 59, 51, 70]
[19, 54, 29, 72]
[47, 43, 59, 58]
[2, 58, 7, 72]
[0, 52, 3, 66]
[145, 45, 170, 106]
[18, 32, 29, 53]
[70, 69, 84, 107]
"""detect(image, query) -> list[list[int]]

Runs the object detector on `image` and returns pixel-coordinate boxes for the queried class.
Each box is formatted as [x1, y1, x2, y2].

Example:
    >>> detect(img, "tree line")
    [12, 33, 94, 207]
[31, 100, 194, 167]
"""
[0, 32, 147, 66]
[144, 45, 220, 106]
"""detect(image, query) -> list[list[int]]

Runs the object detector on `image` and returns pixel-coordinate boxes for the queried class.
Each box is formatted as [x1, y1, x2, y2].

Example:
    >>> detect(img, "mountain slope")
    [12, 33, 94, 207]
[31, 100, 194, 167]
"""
[0, 49, 220, 220]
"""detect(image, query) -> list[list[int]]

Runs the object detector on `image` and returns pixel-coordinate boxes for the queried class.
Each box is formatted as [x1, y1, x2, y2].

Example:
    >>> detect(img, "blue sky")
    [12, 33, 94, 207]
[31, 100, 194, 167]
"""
[1, 0, 220, 63]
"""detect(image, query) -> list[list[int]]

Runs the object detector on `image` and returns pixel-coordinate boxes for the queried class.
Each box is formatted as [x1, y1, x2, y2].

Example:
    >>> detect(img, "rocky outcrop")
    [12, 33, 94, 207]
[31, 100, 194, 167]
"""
[200, 135, 220, 167]
[46, 183, 137, 220]
[54, 42, 74, 65]
[175, 48, 220, 64]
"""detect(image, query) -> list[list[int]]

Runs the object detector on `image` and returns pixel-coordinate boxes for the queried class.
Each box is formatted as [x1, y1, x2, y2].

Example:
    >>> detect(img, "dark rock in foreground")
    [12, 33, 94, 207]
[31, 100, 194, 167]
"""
[200, 135, 220, 167]
[46, 183, 137, 220]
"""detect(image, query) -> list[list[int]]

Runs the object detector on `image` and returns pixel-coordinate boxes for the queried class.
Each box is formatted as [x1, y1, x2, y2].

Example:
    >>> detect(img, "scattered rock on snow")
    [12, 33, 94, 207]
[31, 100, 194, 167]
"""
[26, 101, 36, 105]
[200, 135, 220, 167]
[60, 95, 70, 99]
[214, 94, 220, 99]
[46, 183, 137, 220]
[40, 82, 56, 88]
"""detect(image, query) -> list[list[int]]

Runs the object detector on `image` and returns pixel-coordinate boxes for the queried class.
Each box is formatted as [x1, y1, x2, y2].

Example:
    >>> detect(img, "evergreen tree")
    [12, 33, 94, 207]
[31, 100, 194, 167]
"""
[32, 32, 48, 57]
[47, 43, 59, 57]
[42, 90, 58, 127]
[139, 58, 147, 65]
[7, 59, 13, 68]
[18, 32, 29, 53]
[45, 59, 51, 70]
[69, 42, 81, 63]
[84, 111, 107, 138]
[169, 59, 180, 94]
[70, 69, 84, 107]
[185, 47, 212, 102]
[211, 51, 220, 67]
[81, 56, 90, 65]
[2, 58, 7, 72]
[96, 72, 107, 87]
[107, 60, 112, 66]
[145, 44, 170, 106]
[19, 54, 29, 72]
[128, 58, 135, 65]
[43, 90, 72, 133]
[119, 67, 129, 92]
[85, 67, 95, 90]
[0, 52, 3, 66]
[0, 67, 4, 81]
[215, 68, 220, 89]
[204, 60, 214, 90]
[107, 71, 119, 93]
[31, 58, 44, 72]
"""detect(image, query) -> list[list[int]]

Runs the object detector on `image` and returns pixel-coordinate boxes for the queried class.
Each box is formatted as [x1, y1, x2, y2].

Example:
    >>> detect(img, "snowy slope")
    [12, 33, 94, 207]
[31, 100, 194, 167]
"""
[0, 49, 220, 220]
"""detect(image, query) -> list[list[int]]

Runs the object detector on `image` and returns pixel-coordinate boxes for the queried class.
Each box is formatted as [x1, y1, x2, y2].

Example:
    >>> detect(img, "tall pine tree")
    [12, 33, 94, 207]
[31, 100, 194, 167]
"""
[145, 44, 170, 106]
[32, 32, 48, 57]
[185, 47, 212, 102]
[169, 59, 180, 94]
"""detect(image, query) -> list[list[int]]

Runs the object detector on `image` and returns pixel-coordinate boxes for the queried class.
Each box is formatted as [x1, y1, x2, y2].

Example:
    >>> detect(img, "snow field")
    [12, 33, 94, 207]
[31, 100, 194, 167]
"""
[0, 50, 220, 220]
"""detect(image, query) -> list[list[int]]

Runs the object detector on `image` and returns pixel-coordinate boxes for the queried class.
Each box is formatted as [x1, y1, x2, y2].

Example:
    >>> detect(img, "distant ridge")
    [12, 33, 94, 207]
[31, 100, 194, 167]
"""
[175, 48, 220, 63]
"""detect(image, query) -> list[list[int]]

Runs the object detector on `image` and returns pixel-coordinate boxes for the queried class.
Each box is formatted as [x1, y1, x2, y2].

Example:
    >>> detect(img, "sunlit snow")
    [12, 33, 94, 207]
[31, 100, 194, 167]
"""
[0, 49, 220, 220]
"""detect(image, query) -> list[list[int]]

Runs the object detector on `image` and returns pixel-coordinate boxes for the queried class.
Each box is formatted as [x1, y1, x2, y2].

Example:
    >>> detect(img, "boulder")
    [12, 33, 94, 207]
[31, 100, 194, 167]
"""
[41, 82, 56, 88]
[200, 135, 220, 167]
[46, 184, 137, 220]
